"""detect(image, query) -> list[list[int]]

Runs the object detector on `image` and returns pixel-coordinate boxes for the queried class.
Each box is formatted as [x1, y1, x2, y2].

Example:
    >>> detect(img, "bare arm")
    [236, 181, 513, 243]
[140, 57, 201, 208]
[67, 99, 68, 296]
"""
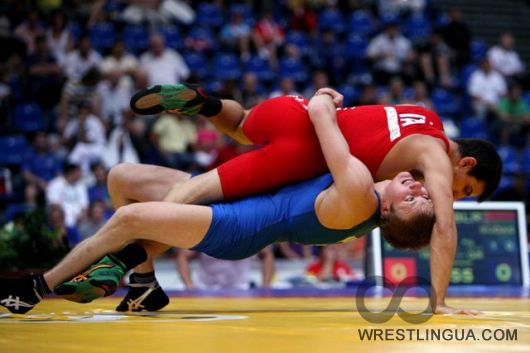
[307, 94, 376, 223]
[416, 139, 478, 315]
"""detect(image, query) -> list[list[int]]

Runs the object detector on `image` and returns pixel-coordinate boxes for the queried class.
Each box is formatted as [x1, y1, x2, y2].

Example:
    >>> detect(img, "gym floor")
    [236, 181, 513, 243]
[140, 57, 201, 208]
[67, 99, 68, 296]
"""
[1, 289, 528, 353]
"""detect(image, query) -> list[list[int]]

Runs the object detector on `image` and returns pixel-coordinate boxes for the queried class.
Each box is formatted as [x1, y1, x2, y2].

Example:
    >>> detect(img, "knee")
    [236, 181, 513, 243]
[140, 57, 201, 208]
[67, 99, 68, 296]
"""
[113, 204, 142, 231]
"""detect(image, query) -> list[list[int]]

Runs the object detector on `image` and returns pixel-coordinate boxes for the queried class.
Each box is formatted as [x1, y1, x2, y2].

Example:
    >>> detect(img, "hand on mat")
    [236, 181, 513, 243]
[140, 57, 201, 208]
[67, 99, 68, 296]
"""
[434, 304, 482, 316]
[314, 87, 343, 108]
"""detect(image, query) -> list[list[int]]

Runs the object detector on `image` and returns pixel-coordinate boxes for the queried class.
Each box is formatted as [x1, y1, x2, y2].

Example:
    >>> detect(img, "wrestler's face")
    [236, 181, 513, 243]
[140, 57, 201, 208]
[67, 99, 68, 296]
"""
[452, 157, 485, 200]
[385, 172, 432, 218]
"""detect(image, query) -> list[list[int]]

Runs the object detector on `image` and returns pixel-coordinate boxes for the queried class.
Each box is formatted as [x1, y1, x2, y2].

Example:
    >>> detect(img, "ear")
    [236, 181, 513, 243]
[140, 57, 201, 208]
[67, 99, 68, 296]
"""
[380, 200, 391, 219]
[458, 157, 477, 169]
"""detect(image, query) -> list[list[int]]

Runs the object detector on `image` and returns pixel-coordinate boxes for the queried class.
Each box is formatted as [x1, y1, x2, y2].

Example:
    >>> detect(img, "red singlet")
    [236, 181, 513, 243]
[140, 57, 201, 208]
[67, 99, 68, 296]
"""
[217, 96, 450, 200]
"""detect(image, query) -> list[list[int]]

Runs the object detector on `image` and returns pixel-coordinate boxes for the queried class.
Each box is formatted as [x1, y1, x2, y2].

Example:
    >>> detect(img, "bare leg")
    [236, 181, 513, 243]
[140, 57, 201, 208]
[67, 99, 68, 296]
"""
[209, 100, 251, 144]
[44, 202, 212, 289]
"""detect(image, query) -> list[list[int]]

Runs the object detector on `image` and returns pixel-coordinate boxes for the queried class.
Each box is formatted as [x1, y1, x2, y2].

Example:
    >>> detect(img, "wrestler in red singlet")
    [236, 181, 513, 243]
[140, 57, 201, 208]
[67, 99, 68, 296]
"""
[217, 96, 450, 200]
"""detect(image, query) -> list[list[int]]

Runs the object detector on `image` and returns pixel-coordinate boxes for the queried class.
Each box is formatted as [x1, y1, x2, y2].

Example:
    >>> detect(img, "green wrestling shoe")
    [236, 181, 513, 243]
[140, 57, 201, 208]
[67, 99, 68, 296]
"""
[54, 255, 127, 303]
[130, 83, 210, 116]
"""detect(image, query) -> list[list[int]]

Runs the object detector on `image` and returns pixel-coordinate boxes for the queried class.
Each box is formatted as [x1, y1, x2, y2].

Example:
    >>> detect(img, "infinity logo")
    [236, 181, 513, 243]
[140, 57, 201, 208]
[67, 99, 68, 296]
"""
[355, 276, 435, 324]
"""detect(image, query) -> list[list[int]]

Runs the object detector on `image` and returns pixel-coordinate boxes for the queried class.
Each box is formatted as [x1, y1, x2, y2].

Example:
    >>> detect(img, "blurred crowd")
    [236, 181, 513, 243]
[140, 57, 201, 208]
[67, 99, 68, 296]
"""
[0, 0, 529, 283]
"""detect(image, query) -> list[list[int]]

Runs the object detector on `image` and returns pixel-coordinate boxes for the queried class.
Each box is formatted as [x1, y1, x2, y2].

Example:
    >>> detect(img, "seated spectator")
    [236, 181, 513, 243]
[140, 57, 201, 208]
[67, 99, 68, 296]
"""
[103, 111, 141, 168]
[355, 83, 378, 105]
[14, 9, 44, 55]
[270, 77, 301, 98]
[140, 34, 190, 86]
[379, 77, 406, 105]
[46, 163, 88, 228]
[240, 72, 266, 108]
[100, 41, 139, 90]
[303, 70, 330, 99]
[151, 113, 196, 170]
[378, 0, 426, 17]
[78, 200, 106, 240]
[495, 84, 530, 146]
[221, 10, 251, 60]
[23, 131, 62, 193]
[87, 162, 112, 210]
[26, 35, 64, 111]
[97, 70, 131, 128]
[487, 33, 525, 81]
[177, 247, 274, 289]
[417, 30, 452, 88]
[287, 1, 318, 36]
[46, 11, 73, 67]
[64, 102, 106, 175]
[442, 7, 471, 67]
[193, 124, 220, 172]
[253, 11, 284, 66]
[366, 22, 414, 84]
[63, 35, 102, 82]
[58, 66, 102, 132]
[407, 80, 434, 109]
[46, 203, 79, 249]
[468, 58, 507, 118]
[313, 30, 345, 81]
[122, 0, 195, 26]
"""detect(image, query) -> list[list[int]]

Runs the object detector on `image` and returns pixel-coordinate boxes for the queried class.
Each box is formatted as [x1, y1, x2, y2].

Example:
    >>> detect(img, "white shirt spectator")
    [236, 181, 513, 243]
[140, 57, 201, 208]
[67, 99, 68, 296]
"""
[47, 176, 88, 227]
[140, 49, 190, 86]
[46, 28, 71, 67]
[103, 126, 140, 169]
[97, 80, 131, 125]
[487, 45, 524, 77]
[63, 50, 102, 81]
[64, 113, 106, 147]
[367, 32, 412, 74]
[468, 68, 507, 106]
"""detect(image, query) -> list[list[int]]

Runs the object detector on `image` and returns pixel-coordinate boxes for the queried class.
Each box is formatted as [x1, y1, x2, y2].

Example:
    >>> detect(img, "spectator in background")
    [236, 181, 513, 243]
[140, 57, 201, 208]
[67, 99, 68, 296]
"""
[287, 1, 318, 36]
[366, 22, 414, 84]
[487, 33, 525, 81]
[417, 30, 452, 88]
[78, 200, 106, 240]
[151, 113, 196, 170]
[253, 11, 284, 66]
[45, 11, 73, 67]
[64, 102, 106, 175]
[177, 247, 275, 289]
[495, 84, 530, 146]
[46, 203, 79, 249]
[355, 83, 378, 105]
[193, 124, 220, 172]
[408, 80, 434, 109]
[46, 163, 88, 228]
[378, 0, 426, 17]
[103, 111, 141, 168]
[100, 41, 139, 90]
[306, 244, 358, 282]
[313, 30, 345, 81]
[122, 0, 195, 26]
[23, 131, 62, 193]
[270, 76, 301, 98]
[379, 77, 406, 105]
[26, 35, 64, 111]
[442, 7, 471, 67]
[58, 66, 102, 132]
[14, 9, 44, 55]
[468, 57, 507, 118]
[220, 10, 251, 60]
[140, 34, 190, 86]
[303, 70, 330, 99]
[87, 162, 112, 210]
[97, 70, 131, 128]
[63, 35, 102, 82]
[240, 72, 265, 108]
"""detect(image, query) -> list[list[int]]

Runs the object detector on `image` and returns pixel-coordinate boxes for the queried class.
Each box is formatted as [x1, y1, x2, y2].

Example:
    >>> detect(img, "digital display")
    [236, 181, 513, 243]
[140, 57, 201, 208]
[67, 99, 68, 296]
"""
[379, 205, 528, 286]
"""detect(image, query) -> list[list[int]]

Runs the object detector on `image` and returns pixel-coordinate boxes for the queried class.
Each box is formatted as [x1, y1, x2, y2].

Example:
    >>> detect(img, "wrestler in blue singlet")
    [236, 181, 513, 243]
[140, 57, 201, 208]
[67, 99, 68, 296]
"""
[191, 174, 381, 260]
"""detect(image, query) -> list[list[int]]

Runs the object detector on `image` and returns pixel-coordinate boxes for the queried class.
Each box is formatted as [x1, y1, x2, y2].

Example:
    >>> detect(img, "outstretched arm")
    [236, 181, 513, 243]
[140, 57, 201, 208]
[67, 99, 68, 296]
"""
[416, 138, 479, 315]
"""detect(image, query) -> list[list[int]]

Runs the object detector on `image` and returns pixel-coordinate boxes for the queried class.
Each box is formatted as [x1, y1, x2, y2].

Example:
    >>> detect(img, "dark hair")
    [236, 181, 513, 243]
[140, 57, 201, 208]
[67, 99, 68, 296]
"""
[454, 138, 502, 202]
[379, 206, 435, 250]
[63, 162, 80, 175]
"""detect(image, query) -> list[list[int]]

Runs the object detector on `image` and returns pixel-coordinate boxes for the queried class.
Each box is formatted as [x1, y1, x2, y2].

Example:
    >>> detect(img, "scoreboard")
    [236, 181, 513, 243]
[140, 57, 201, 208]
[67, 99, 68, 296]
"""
[370, 202, 529, 286]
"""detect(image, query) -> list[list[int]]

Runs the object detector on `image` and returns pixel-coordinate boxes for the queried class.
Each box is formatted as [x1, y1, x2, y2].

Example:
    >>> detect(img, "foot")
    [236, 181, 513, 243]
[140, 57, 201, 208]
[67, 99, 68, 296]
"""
[54, 255, 127, 303]
[115, 274, 169, 312]
[0, 276, 43, 314]
[130, 83, 209, 116]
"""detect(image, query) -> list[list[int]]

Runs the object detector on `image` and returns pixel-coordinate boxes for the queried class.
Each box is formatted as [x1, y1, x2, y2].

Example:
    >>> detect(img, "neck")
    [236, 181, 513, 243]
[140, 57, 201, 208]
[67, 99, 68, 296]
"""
[374, 180, 391, 214]
[447, 140, 461, 164]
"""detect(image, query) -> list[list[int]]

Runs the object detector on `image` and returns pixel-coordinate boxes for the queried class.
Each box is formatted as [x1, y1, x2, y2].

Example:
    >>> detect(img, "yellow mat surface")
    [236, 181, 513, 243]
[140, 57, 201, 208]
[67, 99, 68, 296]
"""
[1, 297, 529, 353]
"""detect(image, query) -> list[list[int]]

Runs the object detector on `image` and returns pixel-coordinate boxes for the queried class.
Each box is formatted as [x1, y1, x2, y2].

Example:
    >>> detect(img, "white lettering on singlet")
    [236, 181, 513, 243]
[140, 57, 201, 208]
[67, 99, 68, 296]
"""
[385, 108, 428, 141]
[385, 107, 401, 142]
